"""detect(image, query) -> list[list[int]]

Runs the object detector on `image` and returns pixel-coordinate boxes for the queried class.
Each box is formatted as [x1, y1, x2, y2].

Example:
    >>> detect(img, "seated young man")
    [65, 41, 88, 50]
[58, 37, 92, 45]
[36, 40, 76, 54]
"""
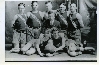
[36, 29, 52, 57]
[66, 39, 95, 57]
[20, 29, 51, 56]
[36, 28, 67, 57]
[20, 38, 39, 55]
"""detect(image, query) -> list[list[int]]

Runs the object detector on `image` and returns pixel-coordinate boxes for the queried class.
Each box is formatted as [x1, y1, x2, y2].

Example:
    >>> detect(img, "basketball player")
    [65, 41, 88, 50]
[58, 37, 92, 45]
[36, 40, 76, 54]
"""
[37, 28, 66, 57]
[43, 1, 57, 20]
[67, 3, 95, 56]
[10, 3, 27, 53]
[21, 1, 43, 55]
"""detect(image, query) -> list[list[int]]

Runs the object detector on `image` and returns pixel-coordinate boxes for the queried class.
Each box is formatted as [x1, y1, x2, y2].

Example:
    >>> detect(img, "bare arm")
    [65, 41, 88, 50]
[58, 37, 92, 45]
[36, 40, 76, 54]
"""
[76, 13, 84, 28]
[11, 15, 18, 27]
[27, 12, 31, 18]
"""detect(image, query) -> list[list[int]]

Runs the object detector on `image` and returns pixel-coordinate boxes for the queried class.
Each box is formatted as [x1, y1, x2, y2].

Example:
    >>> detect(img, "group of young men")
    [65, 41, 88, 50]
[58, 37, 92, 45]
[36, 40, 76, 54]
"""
[10, 1, 95, 57]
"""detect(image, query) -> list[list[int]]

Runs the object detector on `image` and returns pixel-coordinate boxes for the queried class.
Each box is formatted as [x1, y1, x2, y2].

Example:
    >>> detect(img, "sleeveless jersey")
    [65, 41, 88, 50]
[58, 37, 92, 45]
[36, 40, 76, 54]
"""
[67, 13, 80, 31]
[26, 11, 42, 28]
[52, 37, 62, 48]
[56, 12, 67, 30]
[44, 19, 61, 29]
[39, 36, 51, 53]
[14, 14, 27, 31]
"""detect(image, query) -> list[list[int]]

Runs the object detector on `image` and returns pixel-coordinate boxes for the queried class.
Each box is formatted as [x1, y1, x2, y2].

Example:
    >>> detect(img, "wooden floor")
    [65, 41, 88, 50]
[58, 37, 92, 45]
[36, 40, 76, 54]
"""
[5, 51, 97, 61]
[5, 44, 97, 62]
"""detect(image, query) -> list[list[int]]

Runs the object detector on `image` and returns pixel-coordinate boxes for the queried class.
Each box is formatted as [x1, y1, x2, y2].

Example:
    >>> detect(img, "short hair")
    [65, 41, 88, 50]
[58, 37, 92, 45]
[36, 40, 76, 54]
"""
[31, 1, 38, 5]
[45, 1, 52, 4]
[70, 3, 77, 7]
[60, 3, 66, 6]
[18, 3, 25, 7]
[51, 27, 59, 33]
[45, 28, 51, 34]
[59, 3, 66, 11]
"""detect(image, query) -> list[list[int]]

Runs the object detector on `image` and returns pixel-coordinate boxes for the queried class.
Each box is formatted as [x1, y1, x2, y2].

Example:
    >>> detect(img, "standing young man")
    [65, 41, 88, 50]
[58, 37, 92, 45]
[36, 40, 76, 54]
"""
[56, 3, 69, 39]
[10, 3, 27, 53]
[21, 1, 43, 55]
[67, 3, 84, 41]
[36, 29, 52, 57]
[43, 1, 57, 20]
[67, 3, 95, 57]
[26, 1, 43, 41]
[56, 3, 68, 30]
[67, 3, 84, 56]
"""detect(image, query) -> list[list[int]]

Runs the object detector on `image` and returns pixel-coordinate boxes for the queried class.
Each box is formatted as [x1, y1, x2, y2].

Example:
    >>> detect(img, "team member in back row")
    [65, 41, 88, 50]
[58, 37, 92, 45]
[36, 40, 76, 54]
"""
[43, 1, 57, 20]
[66, 3, 84, 56]
[67, 3, 84, 42]
[10, 3, 27, 53]
[42, 1, 57, 33]
[66, 3, 95, 56]
[56, 3, 69, 39]
[26, 1, 43, 41]
[20, 1, 44, 55]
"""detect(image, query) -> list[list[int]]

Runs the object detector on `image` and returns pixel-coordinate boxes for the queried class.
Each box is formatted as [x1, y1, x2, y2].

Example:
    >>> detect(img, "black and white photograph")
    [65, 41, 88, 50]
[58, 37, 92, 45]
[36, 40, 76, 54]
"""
[5, 0, 97, 62]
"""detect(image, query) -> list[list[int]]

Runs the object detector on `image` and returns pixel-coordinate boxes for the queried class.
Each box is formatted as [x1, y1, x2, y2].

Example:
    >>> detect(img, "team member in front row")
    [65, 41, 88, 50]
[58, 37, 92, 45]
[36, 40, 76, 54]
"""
[36, 28, 66, 57]
[37, 28, 95, 57]
[10, 3, 27, 53]
[20, 1, 43, 55]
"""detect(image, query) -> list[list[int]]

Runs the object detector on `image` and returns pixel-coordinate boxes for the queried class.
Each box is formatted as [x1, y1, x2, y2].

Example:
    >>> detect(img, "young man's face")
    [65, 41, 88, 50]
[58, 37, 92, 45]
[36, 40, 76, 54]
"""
[70, 4, 76, 12]
[18, 5, 25, 13]
[53, 31, 59, 39]
[59, 4, 66, 13]
[48, 13, 55, 20]
[44, 30, 51, 38]
[46, 3, 52, 11]
[32, 2, 38, 10]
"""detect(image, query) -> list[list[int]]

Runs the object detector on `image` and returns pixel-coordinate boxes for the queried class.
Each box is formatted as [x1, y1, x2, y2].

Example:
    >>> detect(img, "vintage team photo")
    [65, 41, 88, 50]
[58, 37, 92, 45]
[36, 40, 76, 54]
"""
[5, 0, 97, 61]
